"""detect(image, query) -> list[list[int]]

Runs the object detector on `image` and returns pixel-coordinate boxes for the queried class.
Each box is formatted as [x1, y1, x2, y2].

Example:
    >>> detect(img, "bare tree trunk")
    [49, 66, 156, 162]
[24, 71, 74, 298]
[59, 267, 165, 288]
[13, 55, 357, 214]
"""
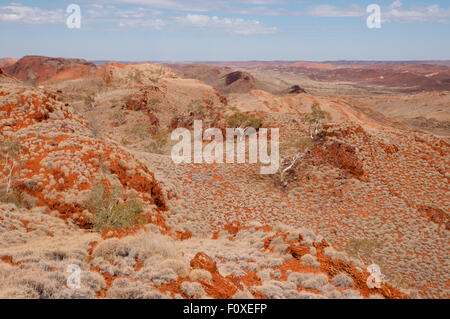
[312, 120, 321, 140]
[280, 152, 307, 186]
[6, 161, 14, 195]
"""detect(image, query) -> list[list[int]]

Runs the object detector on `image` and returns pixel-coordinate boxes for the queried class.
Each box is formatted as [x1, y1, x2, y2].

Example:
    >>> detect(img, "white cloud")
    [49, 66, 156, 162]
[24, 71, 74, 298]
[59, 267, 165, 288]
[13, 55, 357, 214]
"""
[0, 4, 64, 24]
[389, 0, 402, 10]
[384, 1, 450, 23]
[302, 4, 365, 18]
[290, 1, 450, 23]
[180, 13, 277, 35]
[0, 2, 276, 34]
[1, 1, 448, 31]
[96, 0, 211, 12]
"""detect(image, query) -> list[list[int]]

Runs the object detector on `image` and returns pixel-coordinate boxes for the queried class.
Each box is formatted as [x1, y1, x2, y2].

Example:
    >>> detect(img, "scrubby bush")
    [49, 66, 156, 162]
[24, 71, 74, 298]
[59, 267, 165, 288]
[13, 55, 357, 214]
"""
[300, 254, 320, 268]
[324, 246, 348, 261]
[137, 267, 178, 286]
[277, 133, 312, 187]
[301, 274, 328, 290]
[180, 281, 206, 298]
[85, 183, 144, 231]
[302, 101, 331, 141]
[0, 138, 22, 195]
[288, 272, 313, 286]
[147, 98, 161, 112]
[84, 94, 96, 109]
[342, 289, 362, 299]
[0, 188, 24, 207]
[254, 281, 285, 299]
[332, 273, 354, 288]
[157, 259, 189, 277]
[296, 291, 325, 299]
[225, 107, 263, 130]
[232, 287, 254, 299]
[123, 232, 179, 262]
[92, 238, 132, 262]
[189, 269, 212, 282]
[107, 278, 166, 299]
[145, 130, 168, 154]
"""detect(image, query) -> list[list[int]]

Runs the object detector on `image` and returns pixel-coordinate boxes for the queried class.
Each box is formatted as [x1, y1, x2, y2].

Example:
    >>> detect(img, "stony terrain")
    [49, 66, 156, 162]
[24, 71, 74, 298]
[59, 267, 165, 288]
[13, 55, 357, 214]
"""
[0, 56, 448, 299]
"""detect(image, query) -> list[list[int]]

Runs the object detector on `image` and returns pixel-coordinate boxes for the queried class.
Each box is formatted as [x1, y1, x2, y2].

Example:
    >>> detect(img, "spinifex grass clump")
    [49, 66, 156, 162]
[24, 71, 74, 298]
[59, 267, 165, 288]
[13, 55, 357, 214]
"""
[86, 182, 145, 231]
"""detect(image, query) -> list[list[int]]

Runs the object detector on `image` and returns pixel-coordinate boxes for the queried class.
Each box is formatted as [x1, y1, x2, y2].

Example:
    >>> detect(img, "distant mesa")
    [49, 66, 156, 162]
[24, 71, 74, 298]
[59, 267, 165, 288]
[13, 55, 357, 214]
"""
[225, 71, 253, 86]
[169, 64, 266, 94]
[286, 85, 307, 94]
[4, 55, 96, 84]
[223, 71, 256, 93]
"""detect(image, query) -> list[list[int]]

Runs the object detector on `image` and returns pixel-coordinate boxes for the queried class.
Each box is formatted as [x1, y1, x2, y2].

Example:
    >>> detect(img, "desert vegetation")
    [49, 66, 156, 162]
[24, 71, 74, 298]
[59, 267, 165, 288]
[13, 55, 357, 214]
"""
[0, 138, 23, 205]
[0, 56, 448, 300]
[85, 182, 145, 231]
[225, 106, 263, 130]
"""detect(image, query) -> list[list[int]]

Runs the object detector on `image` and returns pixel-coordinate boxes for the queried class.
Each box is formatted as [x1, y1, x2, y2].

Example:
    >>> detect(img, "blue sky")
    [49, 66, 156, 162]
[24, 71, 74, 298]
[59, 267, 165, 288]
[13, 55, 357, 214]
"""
[0, 0, 449, 61]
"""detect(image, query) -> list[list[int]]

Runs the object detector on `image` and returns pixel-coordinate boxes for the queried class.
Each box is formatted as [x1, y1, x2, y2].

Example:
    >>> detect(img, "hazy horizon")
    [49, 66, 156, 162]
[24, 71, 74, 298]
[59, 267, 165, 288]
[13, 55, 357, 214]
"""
[3, 55, 450, 64]
[1, 0, 450, 61]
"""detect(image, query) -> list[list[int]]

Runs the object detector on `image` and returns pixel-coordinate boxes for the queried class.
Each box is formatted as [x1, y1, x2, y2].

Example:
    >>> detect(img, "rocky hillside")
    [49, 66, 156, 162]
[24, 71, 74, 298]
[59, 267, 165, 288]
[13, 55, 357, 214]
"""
[5, 56, 96, 85]
[0, 57, 448, 299]
[0, 58, 17, 69]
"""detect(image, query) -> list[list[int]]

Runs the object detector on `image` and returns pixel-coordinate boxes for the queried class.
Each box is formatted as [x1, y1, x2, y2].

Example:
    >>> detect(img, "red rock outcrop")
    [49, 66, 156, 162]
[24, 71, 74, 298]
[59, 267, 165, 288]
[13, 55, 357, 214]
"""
[5, 56, 96, 84]
[0, 79, 166, 229]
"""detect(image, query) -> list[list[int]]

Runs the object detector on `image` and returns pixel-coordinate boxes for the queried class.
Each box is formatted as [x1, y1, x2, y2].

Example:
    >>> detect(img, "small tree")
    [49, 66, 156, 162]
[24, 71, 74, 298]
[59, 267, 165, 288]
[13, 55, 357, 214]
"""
[85, 182, 145, 231]
[0, 138, 22, 195]
[226, 107, 263, 130]
[147, 98, 161, 112]
[145, 130, 168, 154]
[302, 102, 331, 141]
[149, 77, 159, 85]
[84, 94, 96, 109]
[225, 107, 263, 141]
[278, 134, 311, 187]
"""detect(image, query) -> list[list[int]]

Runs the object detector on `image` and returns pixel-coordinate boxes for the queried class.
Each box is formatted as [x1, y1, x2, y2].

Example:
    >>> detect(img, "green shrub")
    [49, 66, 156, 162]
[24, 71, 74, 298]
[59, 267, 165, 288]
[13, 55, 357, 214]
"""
[225, 108, 263, 130]
[302, 102, 331, 140]
[145, 130, 168, 154]
[85, 183, 145, 231]
[84, 94, 96, 109]
[148, 98, 161, 112]
[0, 188, 24, 206]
